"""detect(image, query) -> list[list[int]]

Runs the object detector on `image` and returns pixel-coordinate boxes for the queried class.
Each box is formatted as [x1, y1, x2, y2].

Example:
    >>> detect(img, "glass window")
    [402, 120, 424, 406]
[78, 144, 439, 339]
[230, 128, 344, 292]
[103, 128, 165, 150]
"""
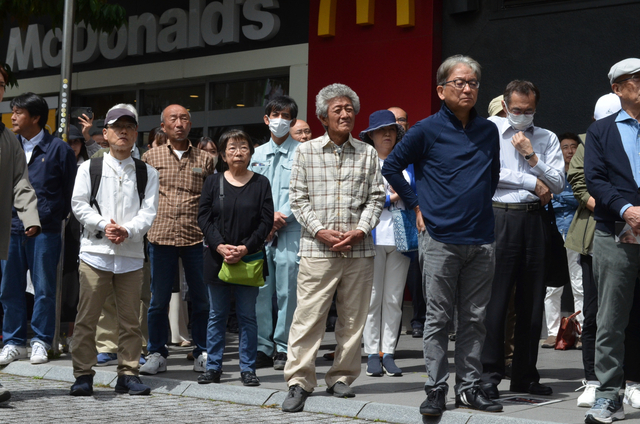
[211, 76, 289, 110]
[75, 91, 137, 123]
[208, 123, 270, 147]
[141, 85, 205, 116]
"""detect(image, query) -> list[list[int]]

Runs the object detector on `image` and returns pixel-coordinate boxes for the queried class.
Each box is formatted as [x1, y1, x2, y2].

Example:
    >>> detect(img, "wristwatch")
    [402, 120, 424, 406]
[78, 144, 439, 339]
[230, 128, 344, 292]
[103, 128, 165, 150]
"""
[524, 151, 536, 160]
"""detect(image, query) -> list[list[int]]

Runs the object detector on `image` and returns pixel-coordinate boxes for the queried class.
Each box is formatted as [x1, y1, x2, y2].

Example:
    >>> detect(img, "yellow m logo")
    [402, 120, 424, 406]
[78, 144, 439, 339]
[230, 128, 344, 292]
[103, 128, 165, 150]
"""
[318, 0, 415, 37]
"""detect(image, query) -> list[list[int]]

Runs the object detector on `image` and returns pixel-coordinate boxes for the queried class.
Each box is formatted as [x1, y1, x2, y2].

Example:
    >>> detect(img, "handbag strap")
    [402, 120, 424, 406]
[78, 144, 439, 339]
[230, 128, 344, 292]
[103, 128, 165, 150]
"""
[219, 173, 225, 241]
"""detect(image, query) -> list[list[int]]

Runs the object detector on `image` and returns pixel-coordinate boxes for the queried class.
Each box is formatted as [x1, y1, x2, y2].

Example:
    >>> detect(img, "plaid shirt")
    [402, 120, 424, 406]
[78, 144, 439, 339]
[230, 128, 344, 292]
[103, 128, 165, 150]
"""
[289, 133, 385, 258]
[142, 143, 215, 246]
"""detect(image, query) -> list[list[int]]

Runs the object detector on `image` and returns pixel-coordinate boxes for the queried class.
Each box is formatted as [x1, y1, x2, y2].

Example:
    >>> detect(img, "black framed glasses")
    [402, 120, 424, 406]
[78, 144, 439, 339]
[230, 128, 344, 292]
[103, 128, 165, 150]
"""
[615, 74, 640, 84]
[443, 79, 480, 90]
[108, 123, 137, 131]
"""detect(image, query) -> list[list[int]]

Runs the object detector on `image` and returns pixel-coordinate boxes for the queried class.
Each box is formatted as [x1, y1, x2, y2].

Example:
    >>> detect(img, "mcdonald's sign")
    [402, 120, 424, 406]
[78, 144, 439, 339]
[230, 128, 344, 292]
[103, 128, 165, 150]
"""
[317, 0, 415, 37]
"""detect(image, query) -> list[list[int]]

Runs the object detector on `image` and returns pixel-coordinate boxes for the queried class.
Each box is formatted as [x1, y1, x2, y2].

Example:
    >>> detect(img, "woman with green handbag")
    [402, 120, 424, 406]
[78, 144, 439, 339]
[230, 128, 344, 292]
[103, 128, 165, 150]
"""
[198, 129, 274, 387]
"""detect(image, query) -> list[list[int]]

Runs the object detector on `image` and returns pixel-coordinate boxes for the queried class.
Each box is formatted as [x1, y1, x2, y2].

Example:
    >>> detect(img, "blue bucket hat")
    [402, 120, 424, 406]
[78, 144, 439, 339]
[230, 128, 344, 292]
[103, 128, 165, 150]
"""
[359, 110, 405, 145]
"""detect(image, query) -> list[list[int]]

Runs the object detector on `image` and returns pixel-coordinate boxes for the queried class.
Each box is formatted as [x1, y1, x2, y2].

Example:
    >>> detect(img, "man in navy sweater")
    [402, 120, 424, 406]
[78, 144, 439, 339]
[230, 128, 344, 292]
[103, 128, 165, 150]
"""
[584, 58, 640, 424]
[382, 55, 501, 417]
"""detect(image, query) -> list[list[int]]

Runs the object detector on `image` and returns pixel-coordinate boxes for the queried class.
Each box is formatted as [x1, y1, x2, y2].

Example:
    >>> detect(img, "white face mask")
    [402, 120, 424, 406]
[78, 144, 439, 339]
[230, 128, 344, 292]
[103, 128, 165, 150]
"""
[504, 103, 535, 130]
[268, 117, 292, 138]
[211, 154, 218, 168]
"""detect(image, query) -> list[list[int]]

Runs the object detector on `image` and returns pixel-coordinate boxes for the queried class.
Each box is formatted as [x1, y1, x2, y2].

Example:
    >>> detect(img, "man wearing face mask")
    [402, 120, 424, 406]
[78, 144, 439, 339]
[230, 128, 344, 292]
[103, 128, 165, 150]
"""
[480, 80, 565, 399]
[249, 96, 301, 370]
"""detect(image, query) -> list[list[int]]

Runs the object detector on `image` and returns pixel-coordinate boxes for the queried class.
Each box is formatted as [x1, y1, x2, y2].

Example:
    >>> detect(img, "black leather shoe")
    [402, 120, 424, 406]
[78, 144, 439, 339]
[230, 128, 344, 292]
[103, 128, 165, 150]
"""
[70, 375, 93, 396]
[412, 328, 423, 338]
[255, 351, 273, 369]
[198, 369, 221, 384]
[480, 382, 500, 399]
[282, 385, 311, 412]
[420, 388, 446, 416]
[510, 381, 552, 396]
[326, 381, 355, 398]
[240, 371, 260, 386]
[455, 386, 503, 412]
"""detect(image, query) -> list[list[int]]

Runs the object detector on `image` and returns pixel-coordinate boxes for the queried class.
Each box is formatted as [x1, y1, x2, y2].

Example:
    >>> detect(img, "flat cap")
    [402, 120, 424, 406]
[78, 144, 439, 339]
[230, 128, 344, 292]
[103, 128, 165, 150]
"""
[608, 58, 640, 84]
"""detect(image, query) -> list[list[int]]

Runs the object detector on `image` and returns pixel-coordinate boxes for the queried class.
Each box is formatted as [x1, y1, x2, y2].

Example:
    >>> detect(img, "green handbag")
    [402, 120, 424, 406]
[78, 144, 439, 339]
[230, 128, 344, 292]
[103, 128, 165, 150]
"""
[218, 251, 265, 287]
[215, 173, 265, 287]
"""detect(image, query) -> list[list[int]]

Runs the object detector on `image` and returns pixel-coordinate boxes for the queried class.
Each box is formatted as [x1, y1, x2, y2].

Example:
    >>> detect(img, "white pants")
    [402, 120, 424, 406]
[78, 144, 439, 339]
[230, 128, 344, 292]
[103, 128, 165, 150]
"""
[363, 245, 411, 354]
[544, 247, 584, 337]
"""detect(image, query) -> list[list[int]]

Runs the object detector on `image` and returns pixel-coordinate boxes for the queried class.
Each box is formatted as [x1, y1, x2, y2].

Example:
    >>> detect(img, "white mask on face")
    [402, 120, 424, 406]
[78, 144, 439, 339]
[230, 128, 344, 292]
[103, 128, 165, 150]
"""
[504, 102, 535, 130]
[268, 117, 292, 138]
[211, 154, 218, 168]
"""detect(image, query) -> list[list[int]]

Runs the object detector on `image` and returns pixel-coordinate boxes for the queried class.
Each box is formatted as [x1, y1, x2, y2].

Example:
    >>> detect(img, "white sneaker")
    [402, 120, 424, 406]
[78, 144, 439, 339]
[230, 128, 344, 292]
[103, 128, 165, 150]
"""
[193, 352, 207, 373]
[577, 380, 600, 407]
[624, 383, 640, 409]
[0, 345, 27, 365]
[139, 352, 167, 375]
[30, 341, 49, 364]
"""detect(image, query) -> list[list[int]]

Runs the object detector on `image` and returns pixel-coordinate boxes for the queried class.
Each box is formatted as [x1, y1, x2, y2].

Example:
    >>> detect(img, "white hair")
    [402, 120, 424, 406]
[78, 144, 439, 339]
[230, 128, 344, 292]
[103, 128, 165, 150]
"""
[315, 83, 360, 119]
[436, 55, 481, 86]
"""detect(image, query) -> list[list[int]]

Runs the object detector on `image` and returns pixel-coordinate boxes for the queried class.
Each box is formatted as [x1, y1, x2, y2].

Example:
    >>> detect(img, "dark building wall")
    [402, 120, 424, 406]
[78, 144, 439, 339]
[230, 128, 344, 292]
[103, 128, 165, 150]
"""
[441, 0, 640, 135]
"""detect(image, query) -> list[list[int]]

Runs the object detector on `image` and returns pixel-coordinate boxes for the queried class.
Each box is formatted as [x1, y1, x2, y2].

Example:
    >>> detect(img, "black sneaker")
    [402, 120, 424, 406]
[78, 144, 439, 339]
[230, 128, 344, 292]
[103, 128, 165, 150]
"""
[455, 386, 503, 412]
[198, 369, 221, 384]
[115, 375, 151, 395]
[240, 371, 260, 386]
[273, 352, 287, 370]
[282, 384, 311, 413]
[255, 351, 273, 369]
[420, 388, 446, 416]
[70, 375, 93, 396]
[326, 381, 355, 398]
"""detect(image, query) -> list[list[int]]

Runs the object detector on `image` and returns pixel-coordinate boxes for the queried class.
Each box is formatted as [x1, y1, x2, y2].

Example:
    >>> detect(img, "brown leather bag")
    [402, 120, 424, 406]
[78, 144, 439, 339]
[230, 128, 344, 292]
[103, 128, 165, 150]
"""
[555, 310, 582, 350]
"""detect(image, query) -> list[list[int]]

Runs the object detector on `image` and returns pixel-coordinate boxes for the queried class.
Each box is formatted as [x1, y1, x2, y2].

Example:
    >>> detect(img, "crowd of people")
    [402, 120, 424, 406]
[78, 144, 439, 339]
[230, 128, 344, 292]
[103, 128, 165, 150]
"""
[1, 54, 640, 424]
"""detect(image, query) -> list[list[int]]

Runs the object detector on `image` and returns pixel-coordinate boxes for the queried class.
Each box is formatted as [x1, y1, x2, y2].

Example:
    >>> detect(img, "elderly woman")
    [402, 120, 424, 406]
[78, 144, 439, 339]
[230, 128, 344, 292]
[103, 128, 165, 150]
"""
[360, 109, 414, 377]
[197, 129, 273, 386]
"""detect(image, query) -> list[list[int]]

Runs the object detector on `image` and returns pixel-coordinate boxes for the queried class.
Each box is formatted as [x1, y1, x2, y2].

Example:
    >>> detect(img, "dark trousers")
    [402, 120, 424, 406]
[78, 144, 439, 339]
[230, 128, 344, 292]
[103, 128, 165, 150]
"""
[481, 207, 545, 387]
[406, 256, 425, 330]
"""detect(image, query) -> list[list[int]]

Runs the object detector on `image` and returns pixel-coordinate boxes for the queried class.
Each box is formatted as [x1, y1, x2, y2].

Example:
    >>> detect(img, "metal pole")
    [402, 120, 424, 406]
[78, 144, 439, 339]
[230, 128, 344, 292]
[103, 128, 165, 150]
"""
[53, 0, 76, 356]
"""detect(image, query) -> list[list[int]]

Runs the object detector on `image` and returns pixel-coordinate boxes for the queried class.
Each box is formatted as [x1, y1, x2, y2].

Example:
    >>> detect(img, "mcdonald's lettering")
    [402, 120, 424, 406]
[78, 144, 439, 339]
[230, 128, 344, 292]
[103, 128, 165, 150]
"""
[318, 0, 415, 37]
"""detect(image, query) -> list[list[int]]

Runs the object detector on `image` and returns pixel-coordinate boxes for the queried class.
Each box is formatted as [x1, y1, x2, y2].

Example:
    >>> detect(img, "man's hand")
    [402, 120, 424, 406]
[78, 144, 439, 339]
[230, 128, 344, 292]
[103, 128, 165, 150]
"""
[623, 206, 640, 235]
[586, 196, 596, 212]
[105, 219, 128, 244]
[316, 229, 344, 248]
[414, 206, 426, 233]
[512, 132, 538, 166]
[78, 113, 94, 142]
[273, 212, 288, 231]
[534, 179, 551, 205]
[24, 226, 40, 237]
[330, 230, 365, 252]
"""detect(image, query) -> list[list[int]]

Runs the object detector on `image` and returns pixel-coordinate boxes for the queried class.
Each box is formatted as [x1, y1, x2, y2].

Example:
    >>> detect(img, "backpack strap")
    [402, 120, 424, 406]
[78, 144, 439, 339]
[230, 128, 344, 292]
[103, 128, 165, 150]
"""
[133, 158, 147, 206]
[89, 157, 104, 216]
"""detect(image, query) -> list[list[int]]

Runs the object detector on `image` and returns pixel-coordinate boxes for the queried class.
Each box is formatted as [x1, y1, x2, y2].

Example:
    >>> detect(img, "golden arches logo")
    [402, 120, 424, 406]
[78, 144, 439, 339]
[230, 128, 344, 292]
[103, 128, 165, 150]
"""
[318, 0, 415, 37]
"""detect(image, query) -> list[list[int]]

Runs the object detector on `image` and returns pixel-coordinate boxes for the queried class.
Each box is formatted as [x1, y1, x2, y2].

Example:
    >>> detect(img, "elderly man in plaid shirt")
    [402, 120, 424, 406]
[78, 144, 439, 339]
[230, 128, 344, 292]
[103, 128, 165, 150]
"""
[281, 83, 385, 413]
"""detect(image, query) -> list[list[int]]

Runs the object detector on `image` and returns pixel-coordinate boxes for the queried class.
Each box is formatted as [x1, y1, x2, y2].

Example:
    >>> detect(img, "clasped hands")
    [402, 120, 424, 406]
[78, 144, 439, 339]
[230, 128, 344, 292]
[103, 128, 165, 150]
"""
[216, 244, 248, 264]
[316, 229, 364, 252]
[104, 219, 129, 244]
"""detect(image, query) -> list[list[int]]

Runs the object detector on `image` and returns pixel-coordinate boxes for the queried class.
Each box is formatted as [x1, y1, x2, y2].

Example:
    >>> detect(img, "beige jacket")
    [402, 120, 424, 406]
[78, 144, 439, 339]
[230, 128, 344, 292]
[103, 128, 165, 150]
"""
[0, 125, 40, 259]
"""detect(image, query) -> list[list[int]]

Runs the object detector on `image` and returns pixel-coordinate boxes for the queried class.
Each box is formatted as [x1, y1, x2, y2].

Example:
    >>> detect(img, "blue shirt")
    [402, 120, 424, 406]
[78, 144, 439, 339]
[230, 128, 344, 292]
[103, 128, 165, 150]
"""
[249, 135, 300, 232]
[551, 173, 578, 237]
[616, 110, 640, 218]
[382, 103, 500, 245]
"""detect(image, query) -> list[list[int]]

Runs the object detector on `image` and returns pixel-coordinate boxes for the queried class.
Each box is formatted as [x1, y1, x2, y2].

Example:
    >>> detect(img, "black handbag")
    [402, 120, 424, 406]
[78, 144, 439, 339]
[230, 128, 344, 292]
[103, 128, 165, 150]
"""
[543, 201, 571, 288]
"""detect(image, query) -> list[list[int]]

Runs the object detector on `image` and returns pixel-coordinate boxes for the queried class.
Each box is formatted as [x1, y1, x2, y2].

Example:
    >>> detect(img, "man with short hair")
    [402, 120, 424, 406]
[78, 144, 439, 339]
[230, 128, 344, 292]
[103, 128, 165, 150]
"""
[383, 55, 502, 416]
[140, 104, 215, 375]
[289, 119, 312, 142]
[584, 58, 640, 424]
[0, 92, 76, 366]
[281, 83, 385, 413]
[0, 68, 41, 403]
[480, 80, 564, 399]
[250, 96, 301, 370]
[69, 104, 158, 396]
[388, 107, 409, 132]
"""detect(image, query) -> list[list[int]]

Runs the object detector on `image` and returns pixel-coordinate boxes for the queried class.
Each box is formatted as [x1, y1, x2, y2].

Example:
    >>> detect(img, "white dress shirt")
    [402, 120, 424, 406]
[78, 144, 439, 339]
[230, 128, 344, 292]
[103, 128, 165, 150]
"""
[490, 116, 565, 203]
[22, 129, 45, 163]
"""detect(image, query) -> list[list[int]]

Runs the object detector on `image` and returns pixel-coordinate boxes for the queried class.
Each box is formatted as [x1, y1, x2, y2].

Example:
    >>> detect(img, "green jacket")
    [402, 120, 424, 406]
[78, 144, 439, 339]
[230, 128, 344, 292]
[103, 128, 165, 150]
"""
[564, 142, 596, 255]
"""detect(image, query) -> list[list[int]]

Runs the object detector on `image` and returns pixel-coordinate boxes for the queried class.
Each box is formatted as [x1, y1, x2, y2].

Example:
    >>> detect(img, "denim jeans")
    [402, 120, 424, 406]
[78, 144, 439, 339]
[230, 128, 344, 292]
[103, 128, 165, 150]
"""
[0, 231, 62, 347]
[206, 282, 259, 373]
[147, 243, 208, 358]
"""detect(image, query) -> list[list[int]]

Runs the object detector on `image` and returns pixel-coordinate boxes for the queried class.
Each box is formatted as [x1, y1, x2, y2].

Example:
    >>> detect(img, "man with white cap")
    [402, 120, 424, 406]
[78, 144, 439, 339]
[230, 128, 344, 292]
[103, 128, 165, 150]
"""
[69, 103, 159, 396]
[584, 58, 640, 423]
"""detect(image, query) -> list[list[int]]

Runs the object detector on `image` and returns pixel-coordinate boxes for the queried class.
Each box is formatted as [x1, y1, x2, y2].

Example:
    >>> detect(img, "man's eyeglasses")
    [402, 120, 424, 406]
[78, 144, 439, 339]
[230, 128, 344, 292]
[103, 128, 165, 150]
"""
[443, 79, 480, 90]
[108, 123, 137, 131]
[615, 74, 640, 84]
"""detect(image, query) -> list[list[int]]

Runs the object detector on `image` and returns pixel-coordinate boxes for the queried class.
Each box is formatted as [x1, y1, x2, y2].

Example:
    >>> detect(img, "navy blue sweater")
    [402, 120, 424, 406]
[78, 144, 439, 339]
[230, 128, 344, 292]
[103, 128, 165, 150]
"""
[12, 131, 77, 234]
[382, 103, 500, 245]
[584, 112, 640, 235]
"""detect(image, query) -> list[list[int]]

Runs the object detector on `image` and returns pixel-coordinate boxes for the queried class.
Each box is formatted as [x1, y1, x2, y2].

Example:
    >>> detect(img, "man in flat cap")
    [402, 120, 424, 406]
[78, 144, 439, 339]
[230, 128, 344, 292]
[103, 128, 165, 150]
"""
[584, 58, 640, 423]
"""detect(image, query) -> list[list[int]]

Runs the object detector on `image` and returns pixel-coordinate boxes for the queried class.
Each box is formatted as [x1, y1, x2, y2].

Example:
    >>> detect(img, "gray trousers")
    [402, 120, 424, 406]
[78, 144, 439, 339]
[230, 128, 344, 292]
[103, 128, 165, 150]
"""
[593, 230, 640, 400]
[420, 231, 495, 395]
